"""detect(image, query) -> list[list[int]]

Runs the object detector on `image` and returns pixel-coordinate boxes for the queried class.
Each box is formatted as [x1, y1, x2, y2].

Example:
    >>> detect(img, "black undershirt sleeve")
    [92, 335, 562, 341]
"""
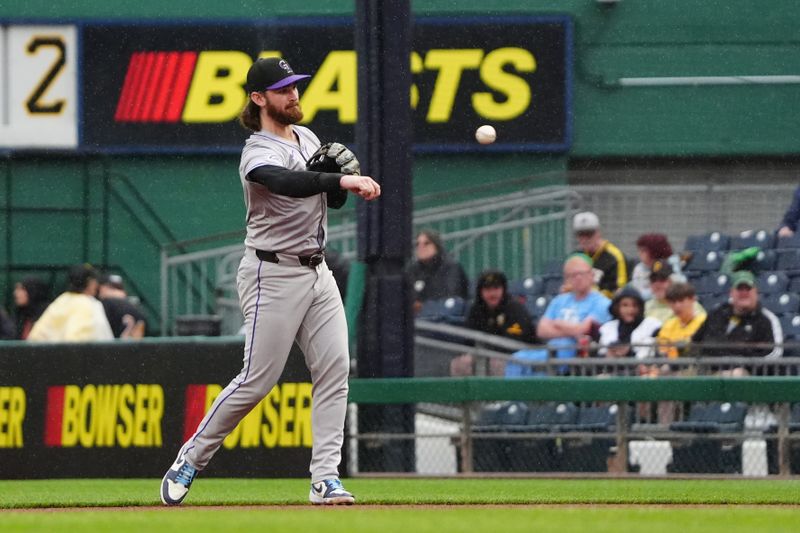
[246, 164, 343, 198]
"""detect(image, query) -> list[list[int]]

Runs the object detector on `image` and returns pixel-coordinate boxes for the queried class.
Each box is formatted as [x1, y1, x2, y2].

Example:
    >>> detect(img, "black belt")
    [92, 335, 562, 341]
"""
[255, 249, 325, 268]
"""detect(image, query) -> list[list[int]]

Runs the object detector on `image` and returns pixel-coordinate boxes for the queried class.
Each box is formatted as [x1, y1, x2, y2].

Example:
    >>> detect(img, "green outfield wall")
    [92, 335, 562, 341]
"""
[1, 1, 798, 332]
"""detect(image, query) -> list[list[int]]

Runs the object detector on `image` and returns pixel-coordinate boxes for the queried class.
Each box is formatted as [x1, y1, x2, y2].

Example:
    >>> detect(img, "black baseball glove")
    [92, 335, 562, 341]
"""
[306, 142, 361, 176]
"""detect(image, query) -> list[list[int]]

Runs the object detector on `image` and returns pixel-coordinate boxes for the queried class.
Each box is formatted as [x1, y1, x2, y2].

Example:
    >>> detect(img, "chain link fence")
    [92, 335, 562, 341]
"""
[347, 376, 800, 478]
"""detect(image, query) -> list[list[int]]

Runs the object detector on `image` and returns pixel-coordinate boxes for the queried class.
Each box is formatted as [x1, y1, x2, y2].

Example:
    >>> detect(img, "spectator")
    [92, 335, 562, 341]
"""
[629, 233, 684, 300]
[644, 261, 705, 323]
[534, 253, 611, 366]
[12, 277, 50, 340]
[572, 211, 628, 298]
[98, 273, 147, 339]
[655, 282, 707, 359]
[0, 307, 14, 340]
[692, 270, 783, 376]
[27, 264, 114, 342]
[777, 185, 800, 237]
[407, 229, 469, 314]
[598, 286, 661, 362]
[450, 270, 537, 376]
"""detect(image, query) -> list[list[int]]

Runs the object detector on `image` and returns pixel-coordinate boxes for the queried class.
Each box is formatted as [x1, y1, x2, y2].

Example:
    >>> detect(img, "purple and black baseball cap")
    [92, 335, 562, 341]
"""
[245, 57, 311, 92]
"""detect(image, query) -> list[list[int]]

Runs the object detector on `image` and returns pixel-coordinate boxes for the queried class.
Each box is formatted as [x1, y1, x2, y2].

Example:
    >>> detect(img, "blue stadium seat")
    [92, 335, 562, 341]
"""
[525, 295, 551, 319]
[780, 315, 800, 341]
[729, 229, 776, 251]
[684, 232, 729, 252]
[698, 292, 728, 312]
[789, 275, 800, 294]
[670, 402, 747, 433]
[560, 404, 621, 432]
[684, 250, 724, 272]
[524, 402, 578, 432]
[694, 272, 731, 295]
[756, 271, 790, 295]
[776, 234, 800, 250]
[418, 297, 467, 325]
[764, 293, 800, 317]
[776, 249, 800, 272]
[542, 276, 563, 296]
[668, 402, 748, 474]
[508, 276, 544, 302]
[750, 249, 777, 272]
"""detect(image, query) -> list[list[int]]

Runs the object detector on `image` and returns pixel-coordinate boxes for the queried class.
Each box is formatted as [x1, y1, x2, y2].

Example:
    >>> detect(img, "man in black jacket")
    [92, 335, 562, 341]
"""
[692, 270, 783, 375]
[450, 270, 536, 376]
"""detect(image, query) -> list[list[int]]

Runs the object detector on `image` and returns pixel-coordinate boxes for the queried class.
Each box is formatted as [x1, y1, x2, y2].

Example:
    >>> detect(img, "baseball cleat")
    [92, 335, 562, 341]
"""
[309, 478, 355, 505]
[160, 451, 199, 506]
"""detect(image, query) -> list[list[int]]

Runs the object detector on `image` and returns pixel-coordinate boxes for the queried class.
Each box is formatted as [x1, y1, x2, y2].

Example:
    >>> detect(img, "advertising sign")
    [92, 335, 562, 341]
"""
[0, 17, 571, 153]
[81, 17, 572, 153]
[0, 25, 78, 149]
[0, 340, 313, 479]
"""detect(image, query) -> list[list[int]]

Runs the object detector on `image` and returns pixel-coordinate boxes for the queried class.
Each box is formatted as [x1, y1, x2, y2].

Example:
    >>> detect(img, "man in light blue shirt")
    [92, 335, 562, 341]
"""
[506, 254, 611, 376]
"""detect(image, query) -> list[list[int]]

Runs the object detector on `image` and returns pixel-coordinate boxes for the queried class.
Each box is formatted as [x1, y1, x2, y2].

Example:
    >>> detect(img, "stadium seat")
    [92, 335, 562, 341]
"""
[418, 297, 467, 324]
[668, 402, 747, 475]
[698, 292, 728, 311]
[559, 404, 625, 473]
[560, 404, 621, 432]
[508, 276, 544, 303]
[670, 402, 747, 433]
[789, 275, 800, 294]
[542, 276, 563, 296]
[525, 295, 551, 319]
[525, 402, 578, 432]
[472, 401, 560, 472]
[684, 232, 729, 253]
[684, 250, 724, 273]
[776, 249, 800, 272]
[729, 229, 776, 251]
[764, 293, 800, 317]
[780, 315, 800, 341]
[776, 234, 800, 250]
[694, 272, 731, 295]
[750, 249, 777, 272]
[756, 271, 790, 295]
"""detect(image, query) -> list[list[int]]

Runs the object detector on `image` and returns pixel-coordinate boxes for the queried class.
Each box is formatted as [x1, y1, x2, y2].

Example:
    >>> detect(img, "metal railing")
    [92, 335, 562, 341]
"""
[161, 185, 578, 335]
[413, 320, 800, 378]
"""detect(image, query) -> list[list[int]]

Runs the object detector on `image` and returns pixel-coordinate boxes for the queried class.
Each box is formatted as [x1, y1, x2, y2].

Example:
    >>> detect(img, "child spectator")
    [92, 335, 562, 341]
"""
[598, 286, 661, 361]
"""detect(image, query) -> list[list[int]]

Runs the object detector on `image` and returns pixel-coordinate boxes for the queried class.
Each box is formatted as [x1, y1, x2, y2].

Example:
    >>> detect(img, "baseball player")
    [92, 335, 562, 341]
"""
[160, 57, 380, 506]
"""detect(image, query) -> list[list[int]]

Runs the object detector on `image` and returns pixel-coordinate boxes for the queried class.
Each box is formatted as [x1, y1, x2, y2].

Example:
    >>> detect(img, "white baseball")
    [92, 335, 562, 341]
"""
[475, 124, 496, 145]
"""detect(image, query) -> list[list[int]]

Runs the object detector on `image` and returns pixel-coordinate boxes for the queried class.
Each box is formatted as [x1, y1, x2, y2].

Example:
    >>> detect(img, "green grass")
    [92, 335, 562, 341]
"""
[1, 479, 799, 533]
[2, 478, 800, 507]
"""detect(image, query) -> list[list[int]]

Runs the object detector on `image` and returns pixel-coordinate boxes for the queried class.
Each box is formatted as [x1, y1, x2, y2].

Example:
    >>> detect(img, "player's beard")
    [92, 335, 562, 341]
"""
[266, 100, 303, 125]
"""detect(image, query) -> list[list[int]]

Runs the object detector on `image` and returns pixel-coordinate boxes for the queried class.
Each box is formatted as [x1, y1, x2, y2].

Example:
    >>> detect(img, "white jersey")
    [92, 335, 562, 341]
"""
[239, 126, 328, 255]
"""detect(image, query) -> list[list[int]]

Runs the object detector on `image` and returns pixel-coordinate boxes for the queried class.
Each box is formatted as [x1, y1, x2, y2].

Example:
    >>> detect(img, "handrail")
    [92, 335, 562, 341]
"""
[348, 376, 800, 404]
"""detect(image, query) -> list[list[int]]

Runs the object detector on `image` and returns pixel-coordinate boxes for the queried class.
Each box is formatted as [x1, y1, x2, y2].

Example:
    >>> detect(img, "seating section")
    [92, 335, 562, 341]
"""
[472, 401, 619, 472]
[668, 402, 748, 474]
[419, 228, 800, 347]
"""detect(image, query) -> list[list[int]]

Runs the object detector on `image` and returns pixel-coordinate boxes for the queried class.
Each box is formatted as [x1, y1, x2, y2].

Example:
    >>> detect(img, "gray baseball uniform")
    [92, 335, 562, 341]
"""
[178, 125, 350, 482]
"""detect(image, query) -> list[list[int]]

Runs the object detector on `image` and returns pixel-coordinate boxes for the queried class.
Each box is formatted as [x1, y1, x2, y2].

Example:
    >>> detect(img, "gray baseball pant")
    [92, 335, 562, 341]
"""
[181, 246, 350, 481]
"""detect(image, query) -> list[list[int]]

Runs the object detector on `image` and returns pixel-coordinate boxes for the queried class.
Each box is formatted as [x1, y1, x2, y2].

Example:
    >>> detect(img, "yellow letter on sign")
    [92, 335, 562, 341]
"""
[183, 51, 251, 123]
[300, 51, 357, 124]
[473, 48, 535, 120]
